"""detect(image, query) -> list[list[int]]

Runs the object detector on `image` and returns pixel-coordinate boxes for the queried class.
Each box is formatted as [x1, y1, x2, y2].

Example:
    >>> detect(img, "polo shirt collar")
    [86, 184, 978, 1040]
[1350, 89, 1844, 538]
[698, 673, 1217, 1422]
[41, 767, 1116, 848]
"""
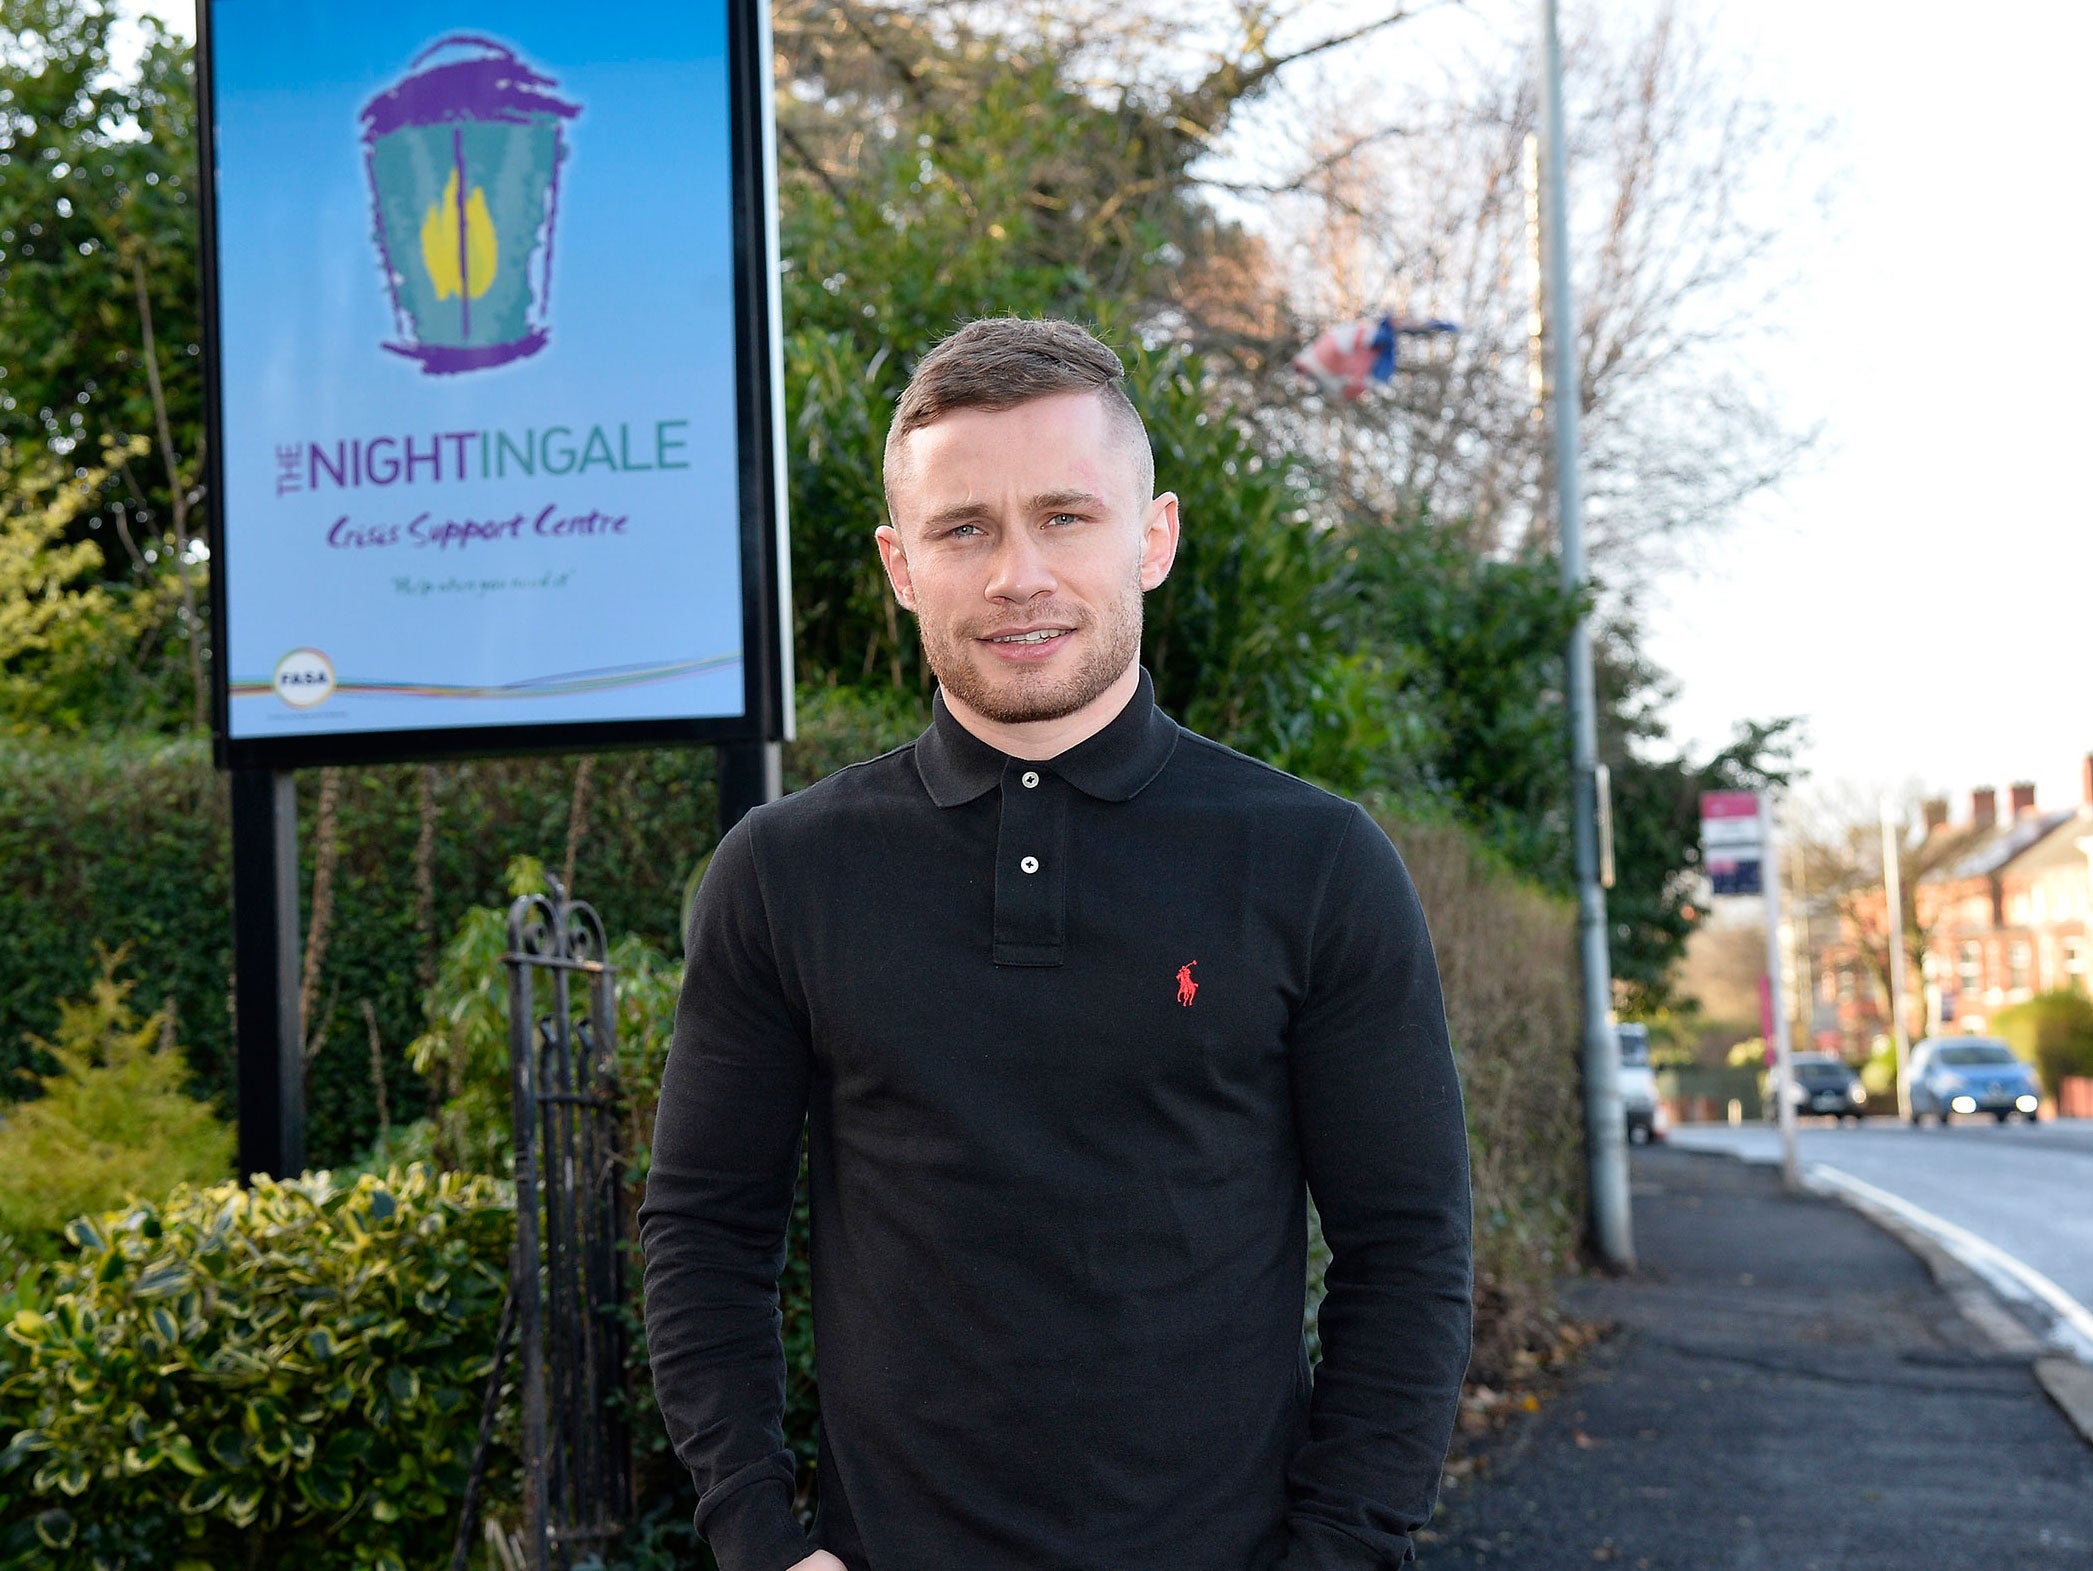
[915, 667, 1180, 807]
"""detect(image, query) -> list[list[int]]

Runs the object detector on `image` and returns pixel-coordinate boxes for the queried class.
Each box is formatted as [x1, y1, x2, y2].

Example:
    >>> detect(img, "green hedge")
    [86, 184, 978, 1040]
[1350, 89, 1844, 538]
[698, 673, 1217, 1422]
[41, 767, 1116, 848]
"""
[0, 1166, 513, 1570]
[0, 689, 925, 1167]
[1994, 989, 2093, 1098]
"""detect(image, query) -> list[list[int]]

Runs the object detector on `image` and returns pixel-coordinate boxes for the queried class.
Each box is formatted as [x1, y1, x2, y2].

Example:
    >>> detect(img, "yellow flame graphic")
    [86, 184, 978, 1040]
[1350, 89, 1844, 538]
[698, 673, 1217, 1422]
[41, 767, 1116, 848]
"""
[420, 166, 497, 302]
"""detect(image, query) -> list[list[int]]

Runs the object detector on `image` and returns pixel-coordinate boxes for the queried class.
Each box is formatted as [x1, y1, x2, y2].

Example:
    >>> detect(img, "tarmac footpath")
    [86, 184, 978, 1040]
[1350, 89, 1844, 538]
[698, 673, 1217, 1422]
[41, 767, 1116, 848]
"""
[1417, 1145, 2093, 1570]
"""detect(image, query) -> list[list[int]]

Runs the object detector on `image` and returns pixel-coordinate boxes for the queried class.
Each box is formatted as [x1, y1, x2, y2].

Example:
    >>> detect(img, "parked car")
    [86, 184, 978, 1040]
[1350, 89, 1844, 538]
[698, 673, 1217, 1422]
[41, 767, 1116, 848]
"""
[1908, 1036, 2042, 1125]
[1617, 1022, 1664, 1144]
[1769, 1052, 1869, 1124]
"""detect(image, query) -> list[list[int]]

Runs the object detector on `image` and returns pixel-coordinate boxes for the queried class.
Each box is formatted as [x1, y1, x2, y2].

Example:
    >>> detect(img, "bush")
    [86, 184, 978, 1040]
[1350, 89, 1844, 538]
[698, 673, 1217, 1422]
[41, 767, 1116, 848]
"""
[1374, 808, 1584, 1384]
[0, 688, 925, 1167]
[0, 949, 231, 1241]
[1993, 990, 2093, 1098]
[0, 1166, 513, 1570]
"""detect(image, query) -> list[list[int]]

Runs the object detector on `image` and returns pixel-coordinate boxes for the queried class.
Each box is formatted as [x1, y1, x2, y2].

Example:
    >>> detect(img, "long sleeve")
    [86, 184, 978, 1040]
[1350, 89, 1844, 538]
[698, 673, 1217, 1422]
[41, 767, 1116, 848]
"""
[1278, 806, 1473, 1569]
[637, 814, 819, 1571]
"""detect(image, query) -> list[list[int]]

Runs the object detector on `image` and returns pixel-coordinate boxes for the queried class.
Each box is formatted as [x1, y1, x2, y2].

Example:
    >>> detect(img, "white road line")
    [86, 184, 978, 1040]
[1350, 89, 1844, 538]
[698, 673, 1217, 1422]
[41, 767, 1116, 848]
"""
[1809, 1162, 2093, 1365]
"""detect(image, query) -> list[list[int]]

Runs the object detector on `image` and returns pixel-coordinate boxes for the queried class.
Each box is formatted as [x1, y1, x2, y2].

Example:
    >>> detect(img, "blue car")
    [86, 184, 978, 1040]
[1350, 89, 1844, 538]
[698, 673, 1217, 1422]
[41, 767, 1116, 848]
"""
[1907, 1035, 2042, 1125]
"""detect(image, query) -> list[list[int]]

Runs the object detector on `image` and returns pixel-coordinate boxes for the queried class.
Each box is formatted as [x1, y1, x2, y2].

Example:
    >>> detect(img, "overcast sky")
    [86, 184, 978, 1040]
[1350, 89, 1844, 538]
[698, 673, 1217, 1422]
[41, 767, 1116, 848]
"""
[135, 1, 2089, 820]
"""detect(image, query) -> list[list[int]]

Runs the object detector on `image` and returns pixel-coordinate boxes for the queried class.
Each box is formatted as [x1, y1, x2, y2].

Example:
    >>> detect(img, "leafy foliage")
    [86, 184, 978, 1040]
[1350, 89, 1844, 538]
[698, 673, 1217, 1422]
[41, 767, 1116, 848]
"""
[0, 2, 206, 734]
[0, 437, 195, 734]
[1993, 990, 2093, 1099]
[0, 1, 201, 511]
[394, 857, 688, 1182]
[0, 1165, 513, 1570]
[0, 696, 904, 1166]
[0, 946, 231, 1241]
[1600, 631, 1801, 1016]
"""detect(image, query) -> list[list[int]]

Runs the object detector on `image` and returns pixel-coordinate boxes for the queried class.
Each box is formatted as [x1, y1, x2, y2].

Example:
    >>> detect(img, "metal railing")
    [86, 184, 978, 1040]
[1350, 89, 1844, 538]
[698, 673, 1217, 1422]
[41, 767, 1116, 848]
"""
[503, 876, 632, 1567]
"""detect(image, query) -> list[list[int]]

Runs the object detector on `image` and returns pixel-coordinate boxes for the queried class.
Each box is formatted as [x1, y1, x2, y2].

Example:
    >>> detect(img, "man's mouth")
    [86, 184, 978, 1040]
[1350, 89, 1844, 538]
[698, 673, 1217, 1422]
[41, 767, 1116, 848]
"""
[984, 628, 1068, 645]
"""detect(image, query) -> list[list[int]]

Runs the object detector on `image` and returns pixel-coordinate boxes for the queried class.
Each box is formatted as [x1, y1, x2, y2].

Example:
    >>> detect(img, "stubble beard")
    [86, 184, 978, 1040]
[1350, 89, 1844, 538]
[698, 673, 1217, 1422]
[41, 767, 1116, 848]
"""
[921, 571, 1144, 726]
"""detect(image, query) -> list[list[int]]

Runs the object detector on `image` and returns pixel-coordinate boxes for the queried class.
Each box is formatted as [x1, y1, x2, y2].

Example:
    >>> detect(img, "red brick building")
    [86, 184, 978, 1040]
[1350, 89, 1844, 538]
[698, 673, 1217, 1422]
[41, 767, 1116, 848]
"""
[1919, 774, 2093, 1029]
[1796, 762, 2093, 1054]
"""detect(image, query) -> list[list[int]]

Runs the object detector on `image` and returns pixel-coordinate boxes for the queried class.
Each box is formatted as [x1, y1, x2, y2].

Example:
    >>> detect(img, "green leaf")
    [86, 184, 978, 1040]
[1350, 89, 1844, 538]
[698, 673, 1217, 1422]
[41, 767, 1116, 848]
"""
[224, 1479, 264, 1528]
[33, 1508, 76, 1549]
[178, 1476, 228, 1515]
[164, 1434, 207, 1477]
[252, 1426, 291, 1467]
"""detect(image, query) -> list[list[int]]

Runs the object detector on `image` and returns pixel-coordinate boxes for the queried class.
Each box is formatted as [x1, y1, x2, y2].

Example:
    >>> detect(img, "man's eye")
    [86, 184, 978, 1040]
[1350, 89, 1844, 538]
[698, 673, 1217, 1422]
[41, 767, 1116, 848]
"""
[947, 523, 984, 538]
[1046, 512, 1081, 526]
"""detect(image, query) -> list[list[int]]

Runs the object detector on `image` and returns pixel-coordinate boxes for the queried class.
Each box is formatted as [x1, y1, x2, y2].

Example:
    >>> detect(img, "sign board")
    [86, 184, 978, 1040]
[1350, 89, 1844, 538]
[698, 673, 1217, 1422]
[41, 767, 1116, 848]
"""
[200, 1, 790, 768]
[1700, 790, 1763, 897]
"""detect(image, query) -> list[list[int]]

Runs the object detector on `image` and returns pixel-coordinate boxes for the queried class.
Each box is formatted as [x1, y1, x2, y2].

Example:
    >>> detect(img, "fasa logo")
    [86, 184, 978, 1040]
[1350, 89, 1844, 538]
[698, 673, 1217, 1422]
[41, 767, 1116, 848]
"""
[359, 35, 579, 375]
[273, 649, 336, 709]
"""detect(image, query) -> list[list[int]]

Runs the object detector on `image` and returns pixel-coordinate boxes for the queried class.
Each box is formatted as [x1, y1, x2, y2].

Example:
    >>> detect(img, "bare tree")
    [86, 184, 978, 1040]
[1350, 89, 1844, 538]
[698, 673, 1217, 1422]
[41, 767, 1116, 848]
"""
[1183, 2, 1826, 570]
[1787, 785, 1976, 1051]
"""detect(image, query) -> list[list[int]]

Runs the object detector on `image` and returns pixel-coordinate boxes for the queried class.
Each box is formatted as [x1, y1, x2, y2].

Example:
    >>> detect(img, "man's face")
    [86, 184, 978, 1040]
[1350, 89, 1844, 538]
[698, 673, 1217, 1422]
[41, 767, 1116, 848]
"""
[877, 391, 1178, 727]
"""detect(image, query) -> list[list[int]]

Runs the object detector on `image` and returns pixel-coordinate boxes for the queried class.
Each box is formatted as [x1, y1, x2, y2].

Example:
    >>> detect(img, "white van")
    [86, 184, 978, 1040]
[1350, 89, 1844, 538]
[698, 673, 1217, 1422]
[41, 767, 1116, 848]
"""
[1616, 1022, 1663, 1144]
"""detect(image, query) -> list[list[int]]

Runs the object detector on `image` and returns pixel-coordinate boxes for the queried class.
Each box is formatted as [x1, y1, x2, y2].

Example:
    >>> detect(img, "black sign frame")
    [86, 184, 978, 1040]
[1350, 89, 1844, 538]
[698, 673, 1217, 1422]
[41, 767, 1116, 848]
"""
[197, 1, 793, 772]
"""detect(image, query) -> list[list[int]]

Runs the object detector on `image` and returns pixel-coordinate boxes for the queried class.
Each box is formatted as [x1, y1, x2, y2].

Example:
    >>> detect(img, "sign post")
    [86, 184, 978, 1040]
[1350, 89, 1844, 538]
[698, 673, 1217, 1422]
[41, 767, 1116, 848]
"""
[198, 2, 789, 1175]
[1701, 790, 1799, 1188]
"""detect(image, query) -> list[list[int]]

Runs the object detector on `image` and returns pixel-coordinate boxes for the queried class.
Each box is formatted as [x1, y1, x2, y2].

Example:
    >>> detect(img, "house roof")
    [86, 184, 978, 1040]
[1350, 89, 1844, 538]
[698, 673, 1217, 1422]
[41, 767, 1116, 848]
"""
[1920, 807, 2082, 886]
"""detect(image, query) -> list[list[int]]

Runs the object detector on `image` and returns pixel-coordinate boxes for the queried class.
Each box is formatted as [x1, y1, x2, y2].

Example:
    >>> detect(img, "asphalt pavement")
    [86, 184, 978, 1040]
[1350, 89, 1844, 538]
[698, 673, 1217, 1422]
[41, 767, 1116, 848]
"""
[1417, 1145, 2093, 1570]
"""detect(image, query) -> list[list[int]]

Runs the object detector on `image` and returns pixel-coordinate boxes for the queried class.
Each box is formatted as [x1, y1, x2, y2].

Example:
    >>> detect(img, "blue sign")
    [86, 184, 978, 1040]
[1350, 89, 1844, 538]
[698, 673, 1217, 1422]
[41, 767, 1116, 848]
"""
[202, 2, 788, 765]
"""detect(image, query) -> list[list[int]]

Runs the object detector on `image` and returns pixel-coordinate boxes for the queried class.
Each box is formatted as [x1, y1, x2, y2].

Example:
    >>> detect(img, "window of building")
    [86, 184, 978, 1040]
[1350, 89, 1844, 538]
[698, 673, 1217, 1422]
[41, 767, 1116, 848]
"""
[2067, 938, 2089, 990]
[2008, 942, 2032, 992]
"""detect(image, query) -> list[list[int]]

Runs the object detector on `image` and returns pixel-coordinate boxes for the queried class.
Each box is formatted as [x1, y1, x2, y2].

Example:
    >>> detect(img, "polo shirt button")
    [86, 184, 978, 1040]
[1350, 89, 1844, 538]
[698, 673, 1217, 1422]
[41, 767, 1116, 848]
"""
[1020, 855, 1040, 874]
[1021, 771, 1040, 789]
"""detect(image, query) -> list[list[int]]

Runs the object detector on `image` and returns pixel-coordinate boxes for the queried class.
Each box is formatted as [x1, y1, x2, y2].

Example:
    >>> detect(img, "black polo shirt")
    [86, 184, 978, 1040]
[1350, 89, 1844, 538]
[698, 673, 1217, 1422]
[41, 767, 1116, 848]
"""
[639, 671, 1471, 1571]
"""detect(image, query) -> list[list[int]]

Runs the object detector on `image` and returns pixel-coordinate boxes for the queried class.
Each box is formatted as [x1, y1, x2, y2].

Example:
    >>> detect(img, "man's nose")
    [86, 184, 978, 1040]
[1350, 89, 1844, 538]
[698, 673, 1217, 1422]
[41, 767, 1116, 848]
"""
[983, 525, 1056, 603]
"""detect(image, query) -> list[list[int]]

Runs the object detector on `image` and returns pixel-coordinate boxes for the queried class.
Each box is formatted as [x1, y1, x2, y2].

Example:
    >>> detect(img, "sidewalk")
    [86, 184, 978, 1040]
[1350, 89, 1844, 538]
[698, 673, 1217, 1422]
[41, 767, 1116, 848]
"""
[1418, 1146, 2093, 1569]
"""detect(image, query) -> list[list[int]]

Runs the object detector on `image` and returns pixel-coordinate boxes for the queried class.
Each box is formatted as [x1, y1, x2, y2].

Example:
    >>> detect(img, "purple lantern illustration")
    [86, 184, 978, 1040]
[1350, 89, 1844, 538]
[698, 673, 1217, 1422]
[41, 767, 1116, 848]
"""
[359, 35, 580, 374]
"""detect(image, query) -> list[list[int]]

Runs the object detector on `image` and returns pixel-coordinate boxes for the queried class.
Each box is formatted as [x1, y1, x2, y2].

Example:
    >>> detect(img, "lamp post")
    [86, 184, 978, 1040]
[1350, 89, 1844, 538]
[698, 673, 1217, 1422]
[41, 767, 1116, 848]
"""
[1881, 798, 1914, 1120]
[1540, 0, 1631, 1269]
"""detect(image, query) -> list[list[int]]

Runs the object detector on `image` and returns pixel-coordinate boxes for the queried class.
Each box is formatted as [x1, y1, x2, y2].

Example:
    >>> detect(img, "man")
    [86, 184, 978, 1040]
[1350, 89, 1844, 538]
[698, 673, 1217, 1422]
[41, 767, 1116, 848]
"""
[640, 318, 1471, 1571]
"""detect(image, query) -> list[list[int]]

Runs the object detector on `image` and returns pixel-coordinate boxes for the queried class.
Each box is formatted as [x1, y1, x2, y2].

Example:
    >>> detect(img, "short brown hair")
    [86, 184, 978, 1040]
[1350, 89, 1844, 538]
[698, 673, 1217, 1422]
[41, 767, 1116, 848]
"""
[881, 317, 1153, 513]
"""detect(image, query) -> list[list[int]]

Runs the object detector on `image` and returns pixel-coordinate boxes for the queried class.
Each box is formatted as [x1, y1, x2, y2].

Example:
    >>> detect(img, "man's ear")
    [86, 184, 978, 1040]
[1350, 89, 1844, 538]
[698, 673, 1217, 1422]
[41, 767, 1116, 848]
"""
[1138, 492, 1181, 592]
[875, 523, 917, 611]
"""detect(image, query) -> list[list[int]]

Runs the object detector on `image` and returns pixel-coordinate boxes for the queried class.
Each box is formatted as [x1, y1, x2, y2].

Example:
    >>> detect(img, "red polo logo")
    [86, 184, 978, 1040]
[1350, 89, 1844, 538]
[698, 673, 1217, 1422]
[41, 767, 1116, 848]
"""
[1175, 961, 1198, 1007]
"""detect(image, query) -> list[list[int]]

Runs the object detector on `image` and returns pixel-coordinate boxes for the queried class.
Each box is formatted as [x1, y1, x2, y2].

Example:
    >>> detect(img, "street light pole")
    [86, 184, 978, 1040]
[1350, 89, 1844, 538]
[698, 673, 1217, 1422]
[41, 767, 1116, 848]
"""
[1881, 798, 1914, 1121]
[1541, 0, 1631, 1269]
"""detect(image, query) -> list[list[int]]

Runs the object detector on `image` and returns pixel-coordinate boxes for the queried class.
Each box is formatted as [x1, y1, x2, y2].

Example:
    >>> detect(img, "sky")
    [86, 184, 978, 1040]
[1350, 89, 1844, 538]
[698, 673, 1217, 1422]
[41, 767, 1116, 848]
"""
[134, 1, 2092, 819]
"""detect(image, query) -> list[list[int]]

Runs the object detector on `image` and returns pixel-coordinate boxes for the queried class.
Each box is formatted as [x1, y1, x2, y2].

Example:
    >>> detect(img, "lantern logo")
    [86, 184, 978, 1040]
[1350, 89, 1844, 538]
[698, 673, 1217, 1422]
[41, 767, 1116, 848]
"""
[360, 35, 579, 376]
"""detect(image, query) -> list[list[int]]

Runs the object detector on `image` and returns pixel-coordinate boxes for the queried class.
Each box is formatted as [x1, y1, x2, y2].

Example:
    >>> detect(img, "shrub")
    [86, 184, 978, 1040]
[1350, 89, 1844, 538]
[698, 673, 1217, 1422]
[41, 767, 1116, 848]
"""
[1993, 990, 2093, 1098]
[0, 1166, 513, 1570]
[0, 687, 926, 1167]
[1373, 807, 1583, 1384]
[0, 949, 231, 1241]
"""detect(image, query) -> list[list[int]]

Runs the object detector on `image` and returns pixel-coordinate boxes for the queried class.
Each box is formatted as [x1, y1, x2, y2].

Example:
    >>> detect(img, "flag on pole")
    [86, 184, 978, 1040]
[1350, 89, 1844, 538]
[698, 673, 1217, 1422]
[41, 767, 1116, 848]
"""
[1292, 314, 1458, 400]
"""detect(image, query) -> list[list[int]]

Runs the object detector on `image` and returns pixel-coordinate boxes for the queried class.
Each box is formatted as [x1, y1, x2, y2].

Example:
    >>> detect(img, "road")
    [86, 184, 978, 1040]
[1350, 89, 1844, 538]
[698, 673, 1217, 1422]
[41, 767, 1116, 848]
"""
[1671, 1118, 2093, 1358]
